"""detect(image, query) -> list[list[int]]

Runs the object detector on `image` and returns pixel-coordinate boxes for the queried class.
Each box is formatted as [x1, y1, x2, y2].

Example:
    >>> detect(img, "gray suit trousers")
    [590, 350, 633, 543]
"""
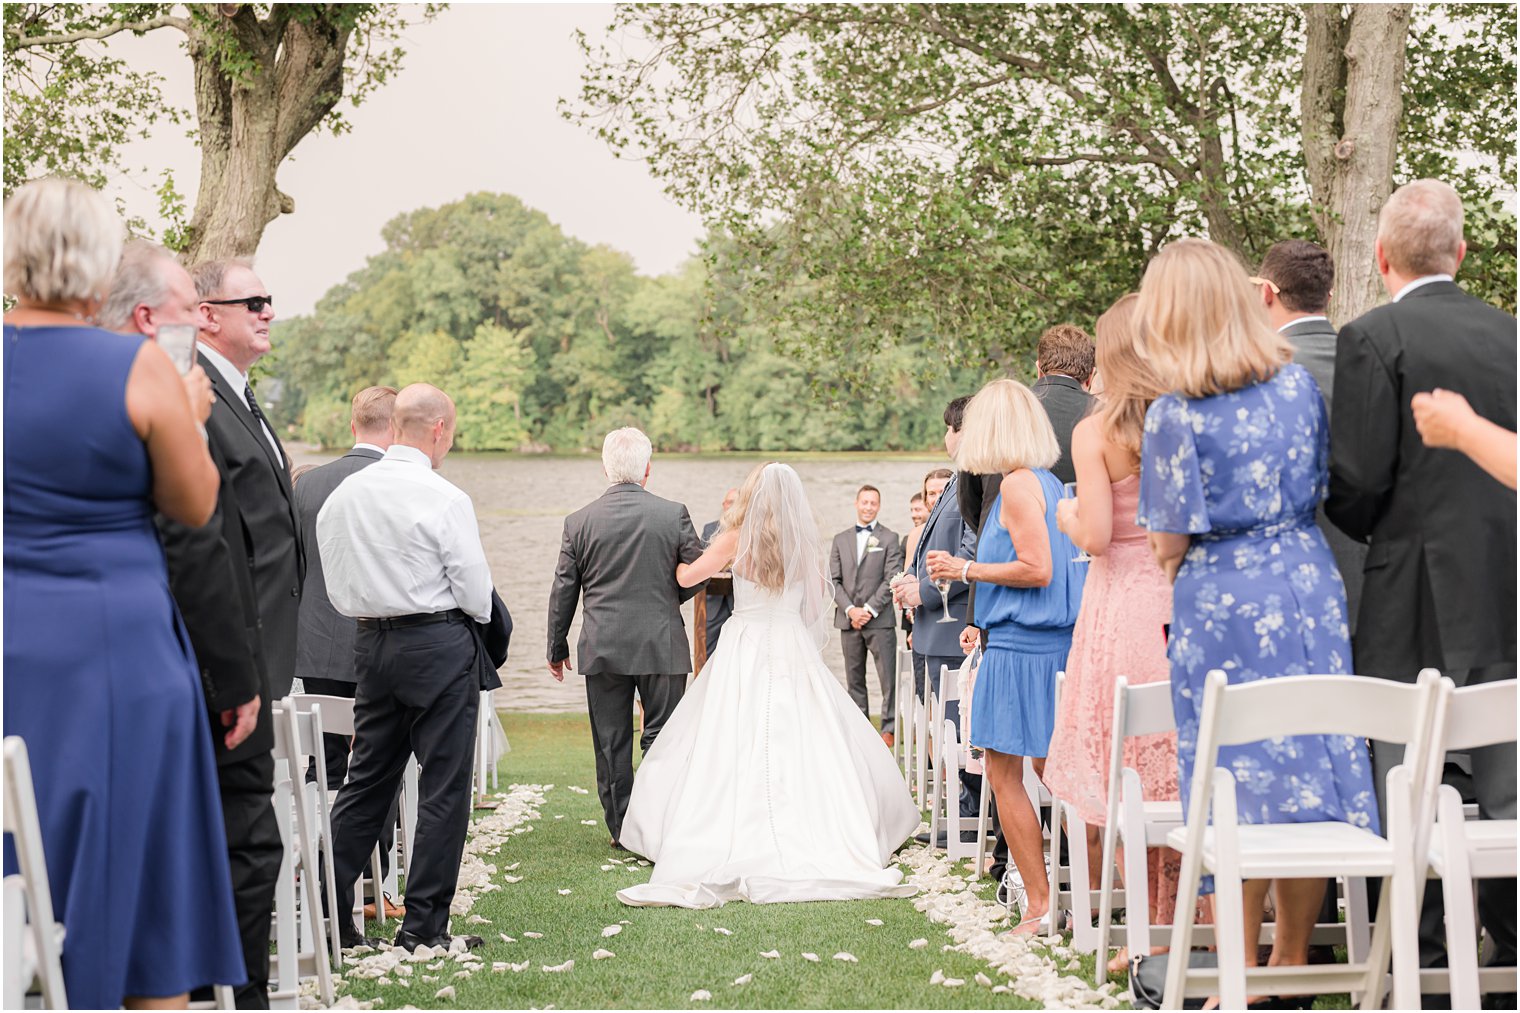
[585, 672, 686, 843]
[841, 627, 896, 734]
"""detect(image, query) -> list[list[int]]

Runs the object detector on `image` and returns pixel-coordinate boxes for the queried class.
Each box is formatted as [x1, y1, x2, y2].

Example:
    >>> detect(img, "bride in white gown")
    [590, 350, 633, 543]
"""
[618, 462, 921, 908]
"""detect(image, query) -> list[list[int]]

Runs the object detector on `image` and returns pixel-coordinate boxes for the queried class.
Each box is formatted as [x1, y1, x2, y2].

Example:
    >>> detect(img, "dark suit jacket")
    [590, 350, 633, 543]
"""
[1281, 317, 1367, 632]
[293, 447, 383, 686]
[1033, 374, 1096, 485]
[1327, 281, 1517, 677]
[157, 426, 273, 765]
[910, 476, 978, 656]
[203, 356, 304, 697]
[699, 519, 734, 641]
[548, 483, 705, 676]
[829, 524, 903, 630]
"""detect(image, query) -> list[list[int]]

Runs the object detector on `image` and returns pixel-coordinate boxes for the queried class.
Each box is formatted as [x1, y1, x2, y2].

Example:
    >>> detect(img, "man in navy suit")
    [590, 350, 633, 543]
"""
[698, 487, 739, 655]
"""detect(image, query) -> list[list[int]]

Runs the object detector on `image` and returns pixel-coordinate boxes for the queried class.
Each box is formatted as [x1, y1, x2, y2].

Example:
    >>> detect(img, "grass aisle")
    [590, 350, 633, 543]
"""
[329, 713, 1125, 1010]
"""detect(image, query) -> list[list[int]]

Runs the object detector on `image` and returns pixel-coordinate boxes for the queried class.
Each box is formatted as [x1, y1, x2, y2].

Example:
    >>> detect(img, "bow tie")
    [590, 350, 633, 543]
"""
[856, 525, 874, 533]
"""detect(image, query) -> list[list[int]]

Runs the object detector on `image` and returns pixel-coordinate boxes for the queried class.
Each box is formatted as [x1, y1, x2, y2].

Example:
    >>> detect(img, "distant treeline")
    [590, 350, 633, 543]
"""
[267, 193, 997, 452]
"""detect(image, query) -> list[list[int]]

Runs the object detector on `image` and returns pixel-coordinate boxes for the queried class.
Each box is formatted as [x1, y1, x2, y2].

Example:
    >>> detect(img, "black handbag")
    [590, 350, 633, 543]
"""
[1129, 951, 1212, 1010]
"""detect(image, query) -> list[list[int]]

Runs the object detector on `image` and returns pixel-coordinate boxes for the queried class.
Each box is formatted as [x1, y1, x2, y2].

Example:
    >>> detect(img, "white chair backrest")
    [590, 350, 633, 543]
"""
[940, 663, 962, 704]
[1441, 680, 1518, 752]
[1122, 679, 1175, 738]
[289, 693, 356, 737]
[2, 737, 67, 1010]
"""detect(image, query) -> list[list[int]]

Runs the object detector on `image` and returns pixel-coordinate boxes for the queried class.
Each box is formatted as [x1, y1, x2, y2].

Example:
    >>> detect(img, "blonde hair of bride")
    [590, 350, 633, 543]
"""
[721, 461, 787, 592]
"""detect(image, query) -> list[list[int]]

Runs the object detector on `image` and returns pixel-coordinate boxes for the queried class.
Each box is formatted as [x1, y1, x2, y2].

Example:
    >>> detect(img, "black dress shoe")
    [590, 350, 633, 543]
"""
[393, 929, 484, 952]
[340, 933, 385, 950]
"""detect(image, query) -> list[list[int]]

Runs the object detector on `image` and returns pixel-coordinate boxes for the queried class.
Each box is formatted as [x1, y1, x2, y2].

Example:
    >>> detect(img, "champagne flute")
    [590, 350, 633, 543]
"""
[156, 323, 198, 375]
[935, 571, 958, 623]
[1063, 481, 1092, 563]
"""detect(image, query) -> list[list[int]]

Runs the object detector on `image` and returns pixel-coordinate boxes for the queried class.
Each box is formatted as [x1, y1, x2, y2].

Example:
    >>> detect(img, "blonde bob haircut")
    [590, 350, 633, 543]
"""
[1137, 238, 1293, 398]
[954, 378, 1061, 475]
[4, 178, 125, 305]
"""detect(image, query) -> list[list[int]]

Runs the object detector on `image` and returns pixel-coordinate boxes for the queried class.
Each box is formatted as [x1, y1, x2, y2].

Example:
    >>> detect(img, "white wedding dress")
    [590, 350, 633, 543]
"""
[617, 573, 921, 908]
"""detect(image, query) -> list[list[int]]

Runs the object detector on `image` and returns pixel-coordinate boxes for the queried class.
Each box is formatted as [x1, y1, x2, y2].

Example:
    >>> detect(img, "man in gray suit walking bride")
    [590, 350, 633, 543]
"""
[546, 428, 706, 848]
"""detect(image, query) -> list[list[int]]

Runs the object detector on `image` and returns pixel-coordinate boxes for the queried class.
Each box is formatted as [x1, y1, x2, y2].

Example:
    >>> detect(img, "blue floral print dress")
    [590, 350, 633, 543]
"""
[1137, 362, 1379, 835]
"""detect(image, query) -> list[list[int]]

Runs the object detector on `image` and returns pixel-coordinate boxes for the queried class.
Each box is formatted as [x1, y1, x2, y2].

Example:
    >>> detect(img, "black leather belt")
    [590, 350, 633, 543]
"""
[356, 608, 467, 630]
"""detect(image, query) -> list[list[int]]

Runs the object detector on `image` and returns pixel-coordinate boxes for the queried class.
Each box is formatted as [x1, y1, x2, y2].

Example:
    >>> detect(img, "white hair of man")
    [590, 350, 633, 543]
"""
[3, 177, 124, 305]
[100, 239, 177, 332]
[602, 427, 653, 485]
[1378, 178, 1465, 277]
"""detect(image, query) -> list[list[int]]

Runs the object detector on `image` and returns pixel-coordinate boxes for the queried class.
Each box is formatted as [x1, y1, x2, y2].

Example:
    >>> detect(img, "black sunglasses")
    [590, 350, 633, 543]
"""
[203, 294, 274, 313]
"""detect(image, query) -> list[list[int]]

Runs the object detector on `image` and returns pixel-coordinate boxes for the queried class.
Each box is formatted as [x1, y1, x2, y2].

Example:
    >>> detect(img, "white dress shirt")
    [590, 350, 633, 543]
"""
[1393, 274, 1454, 302]
[316, 444, 493, 623]
[1277, 315, 1330, 332]
[200, 343, 284, 466]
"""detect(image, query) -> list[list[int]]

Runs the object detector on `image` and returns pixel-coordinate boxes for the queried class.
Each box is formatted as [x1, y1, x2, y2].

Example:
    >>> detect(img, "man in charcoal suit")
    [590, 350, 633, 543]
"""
[1254, 240, 1367, 633]
[1327, 179, 1516, 1004]
[104, 244, 286, 1008]
[829, 485, 904, 746]
[547, 428, 705, 847]
[699, 487, 740, 655]
[292, 385, 405, 921]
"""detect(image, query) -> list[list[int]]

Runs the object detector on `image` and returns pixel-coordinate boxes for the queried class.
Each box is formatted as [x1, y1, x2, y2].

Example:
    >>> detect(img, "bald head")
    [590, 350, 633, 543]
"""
[391, 383, 457, 467]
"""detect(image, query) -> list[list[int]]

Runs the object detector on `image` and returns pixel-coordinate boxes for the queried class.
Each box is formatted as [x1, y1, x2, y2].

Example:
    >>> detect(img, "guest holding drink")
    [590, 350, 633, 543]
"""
[3, 179, 244, 1008]
[1045, 294, 1180, 970]
[1136, 238, 1378, 990]
[937, 379, 1086, 933]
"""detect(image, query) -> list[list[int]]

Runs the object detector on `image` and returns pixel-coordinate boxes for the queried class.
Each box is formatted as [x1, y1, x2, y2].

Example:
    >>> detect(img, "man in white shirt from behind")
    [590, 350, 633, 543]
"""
[317, 383, 495, 952]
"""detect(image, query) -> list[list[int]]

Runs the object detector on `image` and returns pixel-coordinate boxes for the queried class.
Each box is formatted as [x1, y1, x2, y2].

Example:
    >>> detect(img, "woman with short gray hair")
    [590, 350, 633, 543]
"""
[4, 178, 244, 1009]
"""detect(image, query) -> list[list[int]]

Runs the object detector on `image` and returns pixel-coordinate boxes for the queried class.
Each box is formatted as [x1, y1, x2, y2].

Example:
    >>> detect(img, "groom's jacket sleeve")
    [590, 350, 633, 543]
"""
[828, 534, 853, 612]
[864, 534, 901, 617]
[547, 518, 581, 664]
[675, 506, 705, 603]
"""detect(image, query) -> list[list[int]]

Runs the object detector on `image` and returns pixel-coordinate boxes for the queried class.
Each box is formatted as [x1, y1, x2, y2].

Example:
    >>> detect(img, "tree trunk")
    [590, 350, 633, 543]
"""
[181, 8, 353, 264]
[1301, 3, 1413, 325]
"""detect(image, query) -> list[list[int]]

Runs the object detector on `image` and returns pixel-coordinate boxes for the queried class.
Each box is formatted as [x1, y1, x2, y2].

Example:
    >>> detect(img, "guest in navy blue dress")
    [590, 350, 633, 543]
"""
[941, 378, 1086, 935]
[1135, 238, 1378, 981]
[3, 179, 244, 1008]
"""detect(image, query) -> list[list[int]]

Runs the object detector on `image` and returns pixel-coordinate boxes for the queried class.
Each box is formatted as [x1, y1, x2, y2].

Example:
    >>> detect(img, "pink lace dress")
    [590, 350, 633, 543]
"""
[1043, 473, 1179, 923]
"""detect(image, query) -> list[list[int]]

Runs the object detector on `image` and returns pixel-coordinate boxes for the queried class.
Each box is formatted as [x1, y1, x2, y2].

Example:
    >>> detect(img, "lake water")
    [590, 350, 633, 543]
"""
[289, 448, 951, 714]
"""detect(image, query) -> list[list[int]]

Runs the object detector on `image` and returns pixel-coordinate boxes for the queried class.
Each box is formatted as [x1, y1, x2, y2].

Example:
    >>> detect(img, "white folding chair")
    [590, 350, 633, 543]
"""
[2, 737, 67, 1010]
[927, 657, 994, 865]
[1094, 677, 1185, 980]
[1391, 678, 1518, 1009]
[1162, 668, 1444, 1010]
[1044, 672, 1102, 948]
[269, 704, 334, 1008]
[474, 690, 510, 803]
[893, 647, 914, 772]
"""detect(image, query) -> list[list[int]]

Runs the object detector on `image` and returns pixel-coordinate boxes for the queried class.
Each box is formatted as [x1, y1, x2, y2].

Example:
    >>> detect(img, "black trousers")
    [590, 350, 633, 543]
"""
[329, 620, 480, 942]
[301, 675, 399, 886]
[842, 625, 897, 734]
[584, 671, 686, 843]
[219, 750, 282, 1009]
[1371, 661, 1517, 1006]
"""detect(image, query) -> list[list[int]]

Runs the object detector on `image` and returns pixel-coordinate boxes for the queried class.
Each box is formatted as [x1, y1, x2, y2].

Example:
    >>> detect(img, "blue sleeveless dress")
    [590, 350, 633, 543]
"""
[969, 468, 1087, 757]
[3, 324, 246, 1005]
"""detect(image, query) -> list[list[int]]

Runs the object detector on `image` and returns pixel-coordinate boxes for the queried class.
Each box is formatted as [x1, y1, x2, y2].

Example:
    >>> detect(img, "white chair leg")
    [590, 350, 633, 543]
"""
[1438, 788, 1482, 1010]
[1343, 874, 1370, 1007]
[1067, 805, 1096, 952]
[401, 757, 420, 880]
[973, 770, 991, 877]
[270, 779, 300, 1010]
[1122, 777, 1154, 969]
[1389, 766, 1424, 1012]
[1045, 793, 1064, 940]
[1095, 805, 1121, 984]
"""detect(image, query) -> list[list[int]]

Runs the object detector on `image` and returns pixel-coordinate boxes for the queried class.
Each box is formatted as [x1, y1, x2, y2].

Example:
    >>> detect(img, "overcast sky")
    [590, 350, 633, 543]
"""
[105, 3, 703, 317]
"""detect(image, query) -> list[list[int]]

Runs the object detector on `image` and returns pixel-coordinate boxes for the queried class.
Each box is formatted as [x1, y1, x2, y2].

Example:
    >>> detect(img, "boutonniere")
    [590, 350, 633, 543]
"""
[866, 535, 880, 550]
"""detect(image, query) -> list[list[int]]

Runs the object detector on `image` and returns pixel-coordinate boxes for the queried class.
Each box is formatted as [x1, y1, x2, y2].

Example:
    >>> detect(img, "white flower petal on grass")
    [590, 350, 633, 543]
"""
[492, 962, 509, 972]
[554, 814, 565, 820]
[601, 925, 623, 937]
[600, 864, 614, 871]
[833, 952, 857, 963]
[975, 972, 992, 987]
[992, 985, 1010, 994]
[942, 978, 965, 988]
[732, 974, 752, 986]
[908, 939, 928, 950]
[453, 971, 470, 980]
[930, 970, 945, 985]
[433, 987, 455, 1001]
[801, 952, 820, 962]
[759, 950, 780, 959]
[408, 944, 434, 961]
[499, 934, 515, 944]
[568, 785, 590, 794]
[420, 975, 438, 983]
[510, 961, 530, 973]
[580, 819, 598, 826]
[504, 862, 520, 871]
[865, 918, 883, 926]
[541, 959, 575, 973]
[712, 927, 732, 936]
[619, 920, 631, 925]
[466, 915, 490, 925]
[375, 977, 392, 986]
[502, 875, 523, 884]
[593, 949, 615, 960]
[523, 931, 544, 939]
[557, 889, 572, 895]
[690, 990, 712, 1002]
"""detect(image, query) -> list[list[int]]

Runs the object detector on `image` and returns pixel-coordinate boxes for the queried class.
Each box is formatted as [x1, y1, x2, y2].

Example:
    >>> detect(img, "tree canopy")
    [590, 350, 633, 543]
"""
[269, 192, 987, 453]
[568, 3, 1516, 379]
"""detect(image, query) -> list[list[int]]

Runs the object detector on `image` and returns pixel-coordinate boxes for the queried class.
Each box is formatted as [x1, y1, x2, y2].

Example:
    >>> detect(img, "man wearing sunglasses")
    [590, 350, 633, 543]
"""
[191, 259, 304, 706]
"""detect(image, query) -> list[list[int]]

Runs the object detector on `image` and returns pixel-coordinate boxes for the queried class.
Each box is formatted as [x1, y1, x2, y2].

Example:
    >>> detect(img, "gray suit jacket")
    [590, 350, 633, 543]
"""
[293, 447, 384, 685]
[1033, 374, 1096, 486]
[700, 519, 734, 640]
[1282, 317, 1366, 633]
[547, 483, 705, 676]
[829, 524, 903, 630]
